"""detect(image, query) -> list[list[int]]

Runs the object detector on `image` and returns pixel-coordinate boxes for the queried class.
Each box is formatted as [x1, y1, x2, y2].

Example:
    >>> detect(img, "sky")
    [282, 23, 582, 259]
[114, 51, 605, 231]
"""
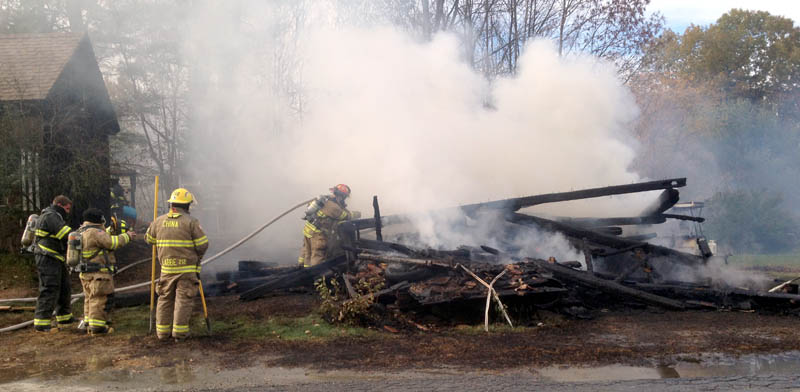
[648, 0, 800, 32]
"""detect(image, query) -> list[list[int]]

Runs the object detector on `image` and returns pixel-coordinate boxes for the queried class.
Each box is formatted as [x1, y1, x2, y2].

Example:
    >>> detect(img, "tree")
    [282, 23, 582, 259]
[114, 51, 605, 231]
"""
[632, 10, 800, 253]
[645, 9, 800, 116]
[332, 0, 662, 78]
[704, 190, 797, 253]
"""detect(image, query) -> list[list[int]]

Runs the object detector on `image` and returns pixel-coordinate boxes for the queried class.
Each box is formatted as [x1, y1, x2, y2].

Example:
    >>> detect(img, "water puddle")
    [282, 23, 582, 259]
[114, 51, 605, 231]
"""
[3, 351, 800, 389]
[537, 351, 800, 382]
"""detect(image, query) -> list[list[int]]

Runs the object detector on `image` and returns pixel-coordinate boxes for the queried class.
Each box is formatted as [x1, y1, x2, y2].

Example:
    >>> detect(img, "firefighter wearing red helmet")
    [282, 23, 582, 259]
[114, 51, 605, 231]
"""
[298, 184, 360, 267]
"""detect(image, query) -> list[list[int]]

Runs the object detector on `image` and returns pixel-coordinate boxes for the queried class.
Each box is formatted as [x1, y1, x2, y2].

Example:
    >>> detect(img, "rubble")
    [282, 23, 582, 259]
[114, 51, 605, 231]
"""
[210, 178, 800, 324]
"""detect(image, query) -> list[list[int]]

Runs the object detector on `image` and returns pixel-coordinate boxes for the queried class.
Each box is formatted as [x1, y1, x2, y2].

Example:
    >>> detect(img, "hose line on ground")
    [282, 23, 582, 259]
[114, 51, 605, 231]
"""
[0, 198, 312, 332]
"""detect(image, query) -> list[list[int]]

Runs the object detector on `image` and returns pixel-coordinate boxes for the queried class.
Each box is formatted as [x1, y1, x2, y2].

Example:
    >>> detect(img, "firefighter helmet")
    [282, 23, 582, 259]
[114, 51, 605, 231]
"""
[167, 188, 194, 204]
[331, 184, 351, 197]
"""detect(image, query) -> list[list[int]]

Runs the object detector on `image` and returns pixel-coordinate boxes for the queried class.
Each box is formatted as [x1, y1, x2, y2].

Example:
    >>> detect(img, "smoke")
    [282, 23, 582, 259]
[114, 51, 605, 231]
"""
[178, 2, 656, 266]
[661, 256, 771, 289]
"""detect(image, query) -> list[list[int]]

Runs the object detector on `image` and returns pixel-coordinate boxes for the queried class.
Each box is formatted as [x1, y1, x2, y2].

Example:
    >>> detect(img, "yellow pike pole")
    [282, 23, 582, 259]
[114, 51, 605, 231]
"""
[197, 278, 212, 334]
[148, 176, 159, 334]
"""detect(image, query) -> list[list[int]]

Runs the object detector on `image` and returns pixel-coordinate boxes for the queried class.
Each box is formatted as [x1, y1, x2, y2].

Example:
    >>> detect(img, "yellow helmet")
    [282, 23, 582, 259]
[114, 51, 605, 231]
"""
[167, 188, 193, 204]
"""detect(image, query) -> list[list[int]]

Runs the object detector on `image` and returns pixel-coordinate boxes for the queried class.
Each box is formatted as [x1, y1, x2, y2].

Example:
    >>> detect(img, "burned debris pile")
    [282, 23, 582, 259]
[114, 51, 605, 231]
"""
[215, 178, 800, 324]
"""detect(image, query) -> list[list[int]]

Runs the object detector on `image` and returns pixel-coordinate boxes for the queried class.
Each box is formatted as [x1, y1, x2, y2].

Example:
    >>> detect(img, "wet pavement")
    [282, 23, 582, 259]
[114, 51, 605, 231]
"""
[3, 351, 800, 391]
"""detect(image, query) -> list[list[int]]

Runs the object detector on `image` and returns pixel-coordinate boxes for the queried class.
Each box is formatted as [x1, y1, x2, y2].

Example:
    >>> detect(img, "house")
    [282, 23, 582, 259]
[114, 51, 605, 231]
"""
[0, 32, 119, 241]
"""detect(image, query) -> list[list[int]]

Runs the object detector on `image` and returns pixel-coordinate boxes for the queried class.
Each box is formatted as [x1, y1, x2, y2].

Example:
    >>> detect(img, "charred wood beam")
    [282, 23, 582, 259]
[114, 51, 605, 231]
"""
[343, 274, 358, 299]
[343, 178, 687, 231]
[640, 188, 680, 216]
[373, 196, 383, 242]
[239, 256, 347, 301]
[465, 178, 686, 214]
[352, 238, 412, 254]
[508, 213, 703, 265]
[352, 239, 475, 261]
[582, 238, 594, 274]
[632, 283, 800, 311]
[623, 233, 658, 242]
[661, 213, 705, 223]
[555, 213, 701, 227]
[555, 215, 667, 226]
[614, 250, 647, 283]
[597, 243, 647, 257]
[375, 281, 411, 298]
[412, 286, 569, 306]
[593, 227, 623, 236]
[357, 252, 455, 268]
[523, 258, 686, 310]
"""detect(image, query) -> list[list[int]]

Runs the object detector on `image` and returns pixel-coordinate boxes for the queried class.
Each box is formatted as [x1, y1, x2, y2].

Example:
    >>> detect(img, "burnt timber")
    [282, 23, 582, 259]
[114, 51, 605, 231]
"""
[224, 178, 800, 321]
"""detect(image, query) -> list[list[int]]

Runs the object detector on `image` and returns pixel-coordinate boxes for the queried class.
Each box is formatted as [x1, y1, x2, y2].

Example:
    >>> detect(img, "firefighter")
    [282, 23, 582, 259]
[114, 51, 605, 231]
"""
[109, 178, 128, 226]
[145, 188, 209, 341]
[298, 184, 360, 268]
[109, 178, 127, 216]
[75, 208, 135, 335]
[32, 195, 74, 332]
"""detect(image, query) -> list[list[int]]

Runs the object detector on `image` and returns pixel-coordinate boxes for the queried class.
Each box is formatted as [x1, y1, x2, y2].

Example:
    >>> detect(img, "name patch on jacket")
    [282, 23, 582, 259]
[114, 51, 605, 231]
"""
[163, 220, 180, 228]
[162, 258, 188, 266]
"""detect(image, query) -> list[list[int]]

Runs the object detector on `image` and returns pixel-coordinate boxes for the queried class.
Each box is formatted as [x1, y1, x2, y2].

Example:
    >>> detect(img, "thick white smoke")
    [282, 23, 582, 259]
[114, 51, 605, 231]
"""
[181, 4, 653, 265]
[290, 29, 643, 215]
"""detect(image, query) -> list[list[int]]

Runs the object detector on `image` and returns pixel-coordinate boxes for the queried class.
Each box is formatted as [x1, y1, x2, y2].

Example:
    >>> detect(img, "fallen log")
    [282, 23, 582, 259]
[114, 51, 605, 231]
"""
[523, 258, 686, 310]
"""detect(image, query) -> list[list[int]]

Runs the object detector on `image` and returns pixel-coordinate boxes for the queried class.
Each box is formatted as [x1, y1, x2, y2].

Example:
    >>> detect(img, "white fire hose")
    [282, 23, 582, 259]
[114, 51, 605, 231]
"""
[0, 199, 312, 333]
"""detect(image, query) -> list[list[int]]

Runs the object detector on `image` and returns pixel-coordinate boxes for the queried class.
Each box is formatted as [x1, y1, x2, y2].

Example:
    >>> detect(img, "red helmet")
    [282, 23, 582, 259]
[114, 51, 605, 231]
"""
[331, 184, 351, 197]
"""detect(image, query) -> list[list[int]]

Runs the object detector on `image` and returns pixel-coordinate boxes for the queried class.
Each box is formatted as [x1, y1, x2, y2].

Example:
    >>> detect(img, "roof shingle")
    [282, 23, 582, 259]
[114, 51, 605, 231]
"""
[0, 32, 84, 101]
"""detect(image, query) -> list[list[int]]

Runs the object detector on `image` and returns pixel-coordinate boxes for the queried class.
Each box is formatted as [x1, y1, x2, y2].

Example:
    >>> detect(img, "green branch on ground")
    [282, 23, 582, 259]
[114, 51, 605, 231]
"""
[315, 276, 385, 327]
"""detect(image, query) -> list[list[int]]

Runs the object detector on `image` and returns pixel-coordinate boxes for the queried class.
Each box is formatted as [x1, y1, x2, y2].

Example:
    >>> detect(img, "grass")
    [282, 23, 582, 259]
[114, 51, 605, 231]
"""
[728, 253, 800, 268]
[451, 323, 520, 335]
[106, 306, 376, 341]
[210, 314, 377, 340]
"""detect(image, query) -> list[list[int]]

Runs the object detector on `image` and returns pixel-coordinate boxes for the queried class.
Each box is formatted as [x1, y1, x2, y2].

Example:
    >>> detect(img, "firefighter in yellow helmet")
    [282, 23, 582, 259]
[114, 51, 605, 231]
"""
[298, 184, 360, 268]
[145, 188, 209, 341]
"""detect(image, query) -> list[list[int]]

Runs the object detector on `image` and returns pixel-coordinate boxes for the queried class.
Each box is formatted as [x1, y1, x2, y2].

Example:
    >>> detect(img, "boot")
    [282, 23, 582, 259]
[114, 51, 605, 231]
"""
[77, 319, 87, 331]
[88, 326, 114, 336]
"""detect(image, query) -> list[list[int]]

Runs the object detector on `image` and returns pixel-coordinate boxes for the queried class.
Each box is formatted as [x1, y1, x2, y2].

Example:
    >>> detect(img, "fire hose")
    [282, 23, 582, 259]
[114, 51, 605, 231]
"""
[0, 198, 312, 333]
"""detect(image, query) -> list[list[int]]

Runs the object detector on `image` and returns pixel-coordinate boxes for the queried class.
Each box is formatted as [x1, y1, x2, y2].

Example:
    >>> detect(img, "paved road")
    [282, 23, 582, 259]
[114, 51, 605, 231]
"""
[197, 374, 800, 392]
[5, 363, 800, 391]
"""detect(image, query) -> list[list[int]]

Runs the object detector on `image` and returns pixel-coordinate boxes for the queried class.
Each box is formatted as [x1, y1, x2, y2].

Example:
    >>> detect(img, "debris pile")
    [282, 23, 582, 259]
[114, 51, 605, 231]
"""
[212, 178, 800, 324]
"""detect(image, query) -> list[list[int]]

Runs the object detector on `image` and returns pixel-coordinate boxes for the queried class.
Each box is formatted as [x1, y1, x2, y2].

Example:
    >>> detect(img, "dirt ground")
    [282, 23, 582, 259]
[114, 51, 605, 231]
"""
[3, 245, 800, 387]
[2, 291, 800, 385]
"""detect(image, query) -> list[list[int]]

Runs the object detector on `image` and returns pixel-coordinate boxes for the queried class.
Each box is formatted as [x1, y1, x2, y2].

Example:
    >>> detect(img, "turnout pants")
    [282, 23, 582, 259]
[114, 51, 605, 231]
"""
[156, 272, 199, 339]
[298, 232, 328, 268]
[80, 272, 114, 331]
[34, 254, 73, 329]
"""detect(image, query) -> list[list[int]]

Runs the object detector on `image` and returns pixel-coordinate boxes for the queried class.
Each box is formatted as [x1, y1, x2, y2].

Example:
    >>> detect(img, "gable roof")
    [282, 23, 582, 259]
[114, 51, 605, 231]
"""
[0, 32, 84, 101]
